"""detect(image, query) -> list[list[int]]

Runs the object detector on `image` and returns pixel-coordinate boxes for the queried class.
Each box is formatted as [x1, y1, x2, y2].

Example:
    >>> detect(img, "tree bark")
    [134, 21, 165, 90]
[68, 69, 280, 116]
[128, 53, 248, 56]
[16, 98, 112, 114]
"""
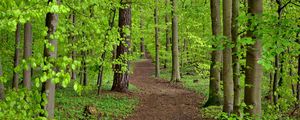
[24, 22, 32, 90]
[244, 0, 263, 116]
[171, 0, 181, 82]
[297, 34, 300, 105]
[204, 0, 222, 107]
[273, 54, 279, 104]
[42, 0, 60, 118]
[13, 23, 21, 89]
[222, 0, 234, 114]
[155, 0, 160, 78]
[164, 0, 171, 69]
[111, 0, 131, 92]
[140, 9, 146, 59]
[232, 0, 240, 114]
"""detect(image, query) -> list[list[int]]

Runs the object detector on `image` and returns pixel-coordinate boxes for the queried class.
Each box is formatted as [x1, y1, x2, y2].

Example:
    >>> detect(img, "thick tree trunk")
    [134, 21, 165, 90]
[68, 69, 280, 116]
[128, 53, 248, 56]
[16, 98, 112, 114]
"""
[204, 0, 222, 107]
[0, 57, 5, 100]
[222, 0, 234, 114]
[111, 0, 131, 92]
[42, 0, 60, 118]
[164, 0, 171, 69]
[155, 0, 160, 78]
[244, 0, 263, 116]
[232, 0, 240, 114]
[171, 0, 181, 82]
[24, 22, 32, 89]
[13, 23, 21, 89]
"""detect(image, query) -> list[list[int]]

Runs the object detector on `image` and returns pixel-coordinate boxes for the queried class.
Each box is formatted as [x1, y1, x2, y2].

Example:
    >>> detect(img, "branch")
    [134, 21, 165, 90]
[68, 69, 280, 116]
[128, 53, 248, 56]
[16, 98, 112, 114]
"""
[291, 2, 300, 7]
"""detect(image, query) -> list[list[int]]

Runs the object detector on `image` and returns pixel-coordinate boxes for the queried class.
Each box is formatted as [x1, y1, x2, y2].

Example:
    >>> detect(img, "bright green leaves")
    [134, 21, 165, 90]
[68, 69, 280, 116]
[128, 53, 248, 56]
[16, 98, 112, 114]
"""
[0, 89, 46, 119]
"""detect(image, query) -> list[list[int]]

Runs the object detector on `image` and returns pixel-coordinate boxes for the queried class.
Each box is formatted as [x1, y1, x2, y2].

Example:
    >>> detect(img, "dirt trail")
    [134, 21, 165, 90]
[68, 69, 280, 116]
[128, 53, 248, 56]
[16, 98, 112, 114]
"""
[126, 59, 205, 120]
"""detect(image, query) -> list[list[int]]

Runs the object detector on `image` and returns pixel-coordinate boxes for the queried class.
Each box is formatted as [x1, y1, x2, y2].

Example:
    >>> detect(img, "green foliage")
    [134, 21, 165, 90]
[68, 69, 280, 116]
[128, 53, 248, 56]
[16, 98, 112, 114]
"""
[0, 89, 46, 119]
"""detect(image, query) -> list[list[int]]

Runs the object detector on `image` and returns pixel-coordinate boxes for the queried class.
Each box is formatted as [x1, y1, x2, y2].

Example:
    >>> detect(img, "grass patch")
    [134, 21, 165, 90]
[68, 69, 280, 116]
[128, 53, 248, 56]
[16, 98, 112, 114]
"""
[55, 86, 138, 120]
[160, 68, 209, 97]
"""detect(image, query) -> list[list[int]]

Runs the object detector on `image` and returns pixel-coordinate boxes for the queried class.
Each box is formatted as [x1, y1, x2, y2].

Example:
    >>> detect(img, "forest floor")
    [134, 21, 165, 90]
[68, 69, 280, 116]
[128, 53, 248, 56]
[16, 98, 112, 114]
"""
[126, 59, 206, 120]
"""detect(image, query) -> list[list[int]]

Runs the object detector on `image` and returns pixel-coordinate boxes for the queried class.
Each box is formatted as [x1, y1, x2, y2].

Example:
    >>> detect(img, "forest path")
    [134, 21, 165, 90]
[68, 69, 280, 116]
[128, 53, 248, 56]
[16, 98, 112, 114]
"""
[126, 59, 204, 120]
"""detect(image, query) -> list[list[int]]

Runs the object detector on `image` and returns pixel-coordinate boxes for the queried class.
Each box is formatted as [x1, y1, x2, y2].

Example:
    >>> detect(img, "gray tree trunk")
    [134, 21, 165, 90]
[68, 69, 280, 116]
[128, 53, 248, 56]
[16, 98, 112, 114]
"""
[222, 0, 234, 114]
[24, 22, 32, 89]
[42, 0, 60, 118]
[13, 23, 21, 89]
[244, 0, 263, 116]
[171, 0, 181, 82]
[232, 0, 241, 114]
[204, 0, 222, 107]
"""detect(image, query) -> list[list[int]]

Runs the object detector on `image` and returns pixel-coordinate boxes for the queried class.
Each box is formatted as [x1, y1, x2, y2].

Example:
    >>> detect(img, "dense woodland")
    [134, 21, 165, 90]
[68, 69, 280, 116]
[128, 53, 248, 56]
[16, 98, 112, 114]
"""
[0, 0, 300, 119]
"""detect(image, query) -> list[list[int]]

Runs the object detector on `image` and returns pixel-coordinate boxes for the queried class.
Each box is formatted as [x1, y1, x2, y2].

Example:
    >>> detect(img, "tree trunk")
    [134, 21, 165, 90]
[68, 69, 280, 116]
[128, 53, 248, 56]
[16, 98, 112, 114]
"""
[13, 23, 21, 89]
[204, 0, 222, 107]
[82, 51, 88, 86]
[24, 22, 32, 90]
[171, 0, 181, 82]
[232, 0, 240, 114]
[97, 8, 116, 95]
[164, 0, 171, 69]
[222, 0, 234, 114]
[273, 54, 279, 104]
[244, 0, 263, 116]
[0, 57, 5, 100]
[42, 0, 60, 118]
[140, 9, 146, 59]
[70, 12, 76, 80]
[297, 35, 300, 105]
[111, 0, 131, 92]
[155, 0, 160, 78]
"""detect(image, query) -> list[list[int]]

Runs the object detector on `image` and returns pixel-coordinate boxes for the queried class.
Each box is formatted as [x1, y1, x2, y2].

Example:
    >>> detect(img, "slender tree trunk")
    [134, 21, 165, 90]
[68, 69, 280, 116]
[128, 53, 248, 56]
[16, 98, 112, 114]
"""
[82, 51, 88, 86]
[244, 0, 263, 116]
[273, 54, 279, 104]
[155, 0, 160, 78]
[204, 0, 222, 107]
[13, 23, 21, 89]
[111, 0, 131, 92]
[70, 12, 76, 80]
[164, 0, 171, 69]
[24, 22, 32, 89]
[140, 9, 146, 59]
[97, 8, 116, 94]
[232, 0, 240, 114]
[171, 0, 181, 82]
[42, 0, 60, 118]
[0, 57, 5, 100]
[297, 35, 300, 105]
[222, 0, 234, 114]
